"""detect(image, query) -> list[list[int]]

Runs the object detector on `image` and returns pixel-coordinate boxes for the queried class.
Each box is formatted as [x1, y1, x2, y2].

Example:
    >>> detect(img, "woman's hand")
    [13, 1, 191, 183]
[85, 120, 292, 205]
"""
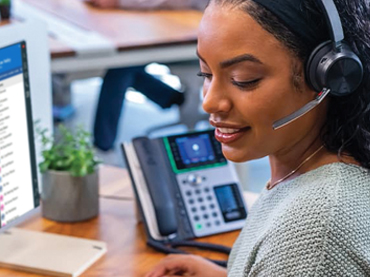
[144, 254, 227, 277]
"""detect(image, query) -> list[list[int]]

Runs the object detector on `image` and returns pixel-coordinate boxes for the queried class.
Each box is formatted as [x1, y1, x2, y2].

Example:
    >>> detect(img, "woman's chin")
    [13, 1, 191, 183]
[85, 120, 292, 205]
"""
[222, 145, 263, 163]
[222, 148, 250, 163]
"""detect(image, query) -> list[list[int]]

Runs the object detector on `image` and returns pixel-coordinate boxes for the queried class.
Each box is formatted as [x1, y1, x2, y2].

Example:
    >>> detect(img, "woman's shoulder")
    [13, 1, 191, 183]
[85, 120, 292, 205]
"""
[253, 162, 370, 220]
[323, 162, 370, 234]
[329, 162, 370, 208]
[289, 162, 370, 262]
[314, 163, 370, 275]
[309, 162, 370, 226]
[257, 162, 370, 246]
[290, 161, 370, 194]
[246, 163, 370, 276]
[286, 162, 370, 219]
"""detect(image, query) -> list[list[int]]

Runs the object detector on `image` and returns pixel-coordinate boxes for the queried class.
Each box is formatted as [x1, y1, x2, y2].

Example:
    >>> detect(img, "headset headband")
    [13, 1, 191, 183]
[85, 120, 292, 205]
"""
[316, 0, 344, 51]
[251, 0, 332, 53]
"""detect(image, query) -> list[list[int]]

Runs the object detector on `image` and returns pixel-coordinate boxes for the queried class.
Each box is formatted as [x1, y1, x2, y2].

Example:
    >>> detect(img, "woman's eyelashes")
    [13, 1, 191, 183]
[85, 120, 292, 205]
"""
[197, 72, 261, 91]
[231, 78, 261, 90]
[197, 71, 212, 81]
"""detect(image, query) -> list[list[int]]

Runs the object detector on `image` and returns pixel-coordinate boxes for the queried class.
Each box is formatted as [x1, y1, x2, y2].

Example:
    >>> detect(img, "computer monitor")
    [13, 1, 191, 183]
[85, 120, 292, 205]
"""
[0, 21, 106, 277]
[0, 40, 40, 231]
[0, 19, 52, 233]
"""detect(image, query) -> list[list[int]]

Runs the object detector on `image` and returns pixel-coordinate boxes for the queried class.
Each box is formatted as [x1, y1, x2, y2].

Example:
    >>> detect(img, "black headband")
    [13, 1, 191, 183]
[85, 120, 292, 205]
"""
[251, 0, 329, 54]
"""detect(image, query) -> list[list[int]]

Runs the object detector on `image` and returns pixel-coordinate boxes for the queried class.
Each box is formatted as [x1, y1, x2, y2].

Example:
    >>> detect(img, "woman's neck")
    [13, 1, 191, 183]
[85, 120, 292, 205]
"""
[268, 141, 339, 186]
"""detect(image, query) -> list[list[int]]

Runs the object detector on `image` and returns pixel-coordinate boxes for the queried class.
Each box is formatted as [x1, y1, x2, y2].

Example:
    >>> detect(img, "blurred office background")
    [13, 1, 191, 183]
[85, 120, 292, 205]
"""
[59, 69, 271, 193]
[3, 0, 271, 193]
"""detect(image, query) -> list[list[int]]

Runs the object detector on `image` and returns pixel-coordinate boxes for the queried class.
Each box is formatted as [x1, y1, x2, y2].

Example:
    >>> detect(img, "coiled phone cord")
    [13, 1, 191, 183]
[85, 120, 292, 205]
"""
[147, 239, 231, 267]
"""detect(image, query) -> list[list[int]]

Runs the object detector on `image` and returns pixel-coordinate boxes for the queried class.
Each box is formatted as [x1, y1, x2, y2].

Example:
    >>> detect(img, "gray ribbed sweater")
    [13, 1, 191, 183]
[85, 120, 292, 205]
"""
[228, 162, 370, 276]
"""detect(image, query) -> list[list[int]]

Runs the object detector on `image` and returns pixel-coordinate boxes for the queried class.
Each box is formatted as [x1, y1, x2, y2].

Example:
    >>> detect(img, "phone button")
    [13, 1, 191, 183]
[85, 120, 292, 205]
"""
[187, 174, 203, 186]
[194, 215, 200, 221]
[226, 211, 241, 220]
[191, 207, 197, 213]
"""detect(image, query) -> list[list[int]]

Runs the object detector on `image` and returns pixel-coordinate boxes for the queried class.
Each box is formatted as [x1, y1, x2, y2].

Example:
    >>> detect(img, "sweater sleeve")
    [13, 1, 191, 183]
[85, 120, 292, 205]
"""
[117, 0, 208, 10]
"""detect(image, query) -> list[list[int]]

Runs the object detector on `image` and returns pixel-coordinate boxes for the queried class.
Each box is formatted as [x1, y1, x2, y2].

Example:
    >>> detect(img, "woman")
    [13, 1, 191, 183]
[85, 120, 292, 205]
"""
[145, 0, 370, 276]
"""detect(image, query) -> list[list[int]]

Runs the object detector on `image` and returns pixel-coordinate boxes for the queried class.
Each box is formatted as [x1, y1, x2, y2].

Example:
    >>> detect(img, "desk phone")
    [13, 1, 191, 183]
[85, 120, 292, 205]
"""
[122, 130, 247, 243]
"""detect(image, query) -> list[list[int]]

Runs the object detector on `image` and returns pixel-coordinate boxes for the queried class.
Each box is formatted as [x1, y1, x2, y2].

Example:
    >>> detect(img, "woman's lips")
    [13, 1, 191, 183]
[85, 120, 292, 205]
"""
[214, 127, 251, 144]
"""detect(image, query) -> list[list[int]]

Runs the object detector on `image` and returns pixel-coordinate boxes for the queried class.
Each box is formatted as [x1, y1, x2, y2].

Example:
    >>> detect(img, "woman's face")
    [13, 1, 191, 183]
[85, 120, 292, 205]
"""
[197, 3, 327, 163]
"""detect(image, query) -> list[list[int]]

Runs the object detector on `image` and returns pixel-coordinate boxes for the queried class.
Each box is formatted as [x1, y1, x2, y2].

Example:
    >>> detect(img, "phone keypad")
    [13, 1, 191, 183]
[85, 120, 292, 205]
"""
[181, 184, 222, 233]
[175, 165, 247, 237]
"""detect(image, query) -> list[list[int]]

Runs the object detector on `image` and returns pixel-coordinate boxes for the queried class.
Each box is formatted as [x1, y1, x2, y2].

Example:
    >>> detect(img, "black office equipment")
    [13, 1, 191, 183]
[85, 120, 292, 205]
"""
[122, 130, 248, 266]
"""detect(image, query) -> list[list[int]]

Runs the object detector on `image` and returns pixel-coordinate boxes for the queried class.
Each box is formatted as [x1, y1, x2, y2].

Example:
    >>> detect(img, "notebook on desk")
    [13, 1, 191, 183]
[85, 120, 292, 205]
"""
[0, 228, 107, 277]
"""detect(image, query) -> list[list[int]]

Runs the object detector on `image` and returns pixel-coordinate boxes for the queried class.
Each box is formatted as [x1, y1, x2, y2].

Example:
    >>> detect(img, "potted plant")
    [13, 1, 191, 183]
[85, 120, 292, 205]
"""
[37, 124, 100, 222]
[0, 0, 11, 20]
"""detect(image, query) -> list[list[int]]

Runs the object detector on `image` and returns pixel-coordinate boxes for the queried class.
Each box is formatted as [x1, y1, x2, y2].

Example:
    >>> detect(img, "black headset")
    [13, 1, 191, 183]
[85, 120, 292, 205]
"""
[306, 0, 363, 96]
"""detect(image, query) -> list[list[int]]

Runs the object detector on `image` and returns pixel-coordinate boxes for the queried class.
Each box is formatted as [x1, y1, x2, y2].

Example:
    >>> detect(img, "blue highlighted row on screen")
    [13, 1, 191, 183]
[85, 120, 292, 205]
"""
[0, 43, 23, 78]
[0, 68, 23, 83]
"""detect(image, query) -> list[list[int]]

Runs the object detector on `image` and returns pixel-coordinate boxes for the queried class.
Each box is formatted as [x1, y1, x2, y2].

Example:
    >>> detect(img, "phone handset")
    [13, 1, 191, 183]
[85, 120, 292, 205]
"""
[133, 137, 178, 237]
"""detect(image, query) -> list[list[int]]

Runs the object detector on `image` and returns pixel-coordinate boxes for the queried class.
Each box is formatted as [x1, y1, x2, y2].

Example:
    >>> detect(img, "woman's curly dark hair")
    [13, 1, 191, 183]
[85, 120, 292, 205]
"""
[210, 0, 370, 168]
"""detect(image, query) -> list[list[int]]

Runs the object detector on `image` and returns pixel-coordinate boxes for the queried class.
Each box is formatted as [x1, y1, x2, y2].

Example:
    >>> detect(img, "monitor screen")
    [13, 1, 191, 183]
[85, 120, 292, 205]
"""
[0, 41, 39, 229]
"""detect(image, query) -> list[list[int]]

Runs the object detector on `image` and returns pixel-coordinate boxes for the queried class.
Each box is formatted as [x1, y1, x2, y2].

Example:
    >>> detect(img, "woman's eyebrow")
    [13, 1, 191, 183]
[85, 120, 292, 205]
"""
[196, 50, 207, 64]
[196, 51, 263, 68]
[220, 54, 263, 68]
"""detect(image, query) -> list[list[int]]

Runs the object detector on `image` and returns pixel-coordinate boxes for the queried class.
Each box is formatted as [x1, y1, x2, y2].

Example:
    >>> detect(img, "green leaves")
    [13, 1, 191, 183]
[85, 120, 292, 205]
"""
[36, 123, 100, 177]
[0, 0, 11, 5]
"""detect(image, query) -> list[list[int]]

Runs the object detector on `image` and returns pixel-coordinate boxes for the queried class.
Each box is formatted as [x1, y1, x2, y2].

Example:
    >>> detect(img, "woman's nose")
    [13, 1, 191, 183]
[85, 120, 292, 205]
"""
[202, 81, 232, 114]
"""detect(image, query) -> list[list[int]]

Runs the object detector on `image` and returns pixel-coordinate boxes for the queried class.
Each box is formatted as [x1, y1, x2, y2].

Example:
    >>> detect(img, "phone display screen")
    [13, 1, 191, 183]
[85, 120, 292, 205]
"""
[214, 184, 247, 222]
[165, 130, 226, 172]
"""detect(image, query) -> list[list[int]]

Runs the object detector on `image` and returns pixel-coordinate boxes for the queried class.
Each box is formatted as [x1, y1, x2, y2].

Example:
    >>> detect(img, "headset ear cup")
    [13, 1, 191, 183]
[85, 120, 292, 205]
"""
[306, 41, 332, 93]
[306, 41, 363, 96]
[324, 47, 363, 96]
